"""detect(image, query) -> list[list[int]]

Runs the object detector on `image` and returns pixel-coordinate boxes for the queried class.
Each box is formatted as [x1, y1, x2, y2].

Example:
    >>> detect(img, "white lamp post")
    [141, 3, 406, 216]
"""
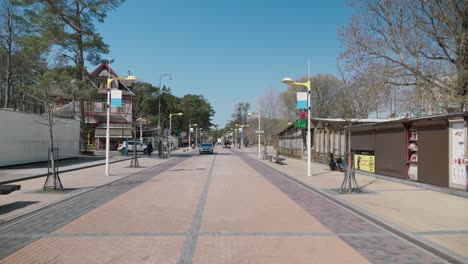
[235, 124, 249, 150]
[248, 113, 261, 158]
[168, 112, 183, 155]
[282, 75, 311, 176]
[136, 117, 145, 143]
[105, 72, 136, 176]
[189, 123, 197, 149]
[169, 112, 183, 137]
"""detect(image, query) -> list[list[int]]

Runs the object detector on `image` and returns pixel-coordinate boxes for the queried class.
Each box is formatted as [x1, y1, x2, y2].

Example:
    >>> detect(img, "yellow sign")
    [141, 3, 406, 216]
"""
[354, 154, 375, 173]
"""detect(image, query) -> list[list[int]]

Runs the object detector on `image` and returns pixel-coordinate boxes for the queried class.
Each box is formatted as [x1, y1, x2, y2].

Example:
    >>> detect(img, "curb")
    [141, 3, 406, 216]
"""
[0, 157, 133, 185]
[0, 157, 176, 226]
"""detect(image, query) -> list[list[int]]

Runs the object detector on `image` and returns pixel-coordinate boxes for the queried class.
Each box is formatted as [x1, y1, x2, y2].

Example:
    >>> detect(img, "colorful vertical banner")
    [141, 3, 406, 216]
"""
[450, 122, 466, 186]
[110, 90, 122, 107]
[296, 92, 307, 109]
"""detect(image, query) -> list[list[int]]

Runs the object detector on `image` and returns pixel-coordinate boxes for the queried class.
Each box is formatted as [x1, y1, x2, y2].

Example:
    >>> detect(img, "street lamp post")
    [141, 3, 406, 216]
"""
[169, 112, 183, 137]
[235, 124, 249, 150]
[105, 72, 136, 176]
[282, 76, 311, 176]
[158, 74, 172, 132]
[189, 123, 197, 149]
[248, 113, 261, 159]
[136, 117, 145, 143]
[169, 112, 183, 155]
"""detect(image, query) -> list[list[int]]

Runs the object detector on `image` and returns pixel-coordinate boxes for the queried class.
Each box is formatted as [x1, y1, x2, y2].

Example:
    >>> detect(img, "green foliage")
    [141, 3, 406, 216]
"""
[179, 94, 215, 131]
[131, 82, 215, 135]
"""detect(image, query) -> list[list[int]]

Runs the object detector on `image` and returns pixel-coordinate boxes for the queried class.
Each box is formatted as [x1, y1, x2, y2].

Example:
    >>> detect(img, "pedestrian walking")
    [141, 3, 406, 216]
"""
[147, 141, 153, 157]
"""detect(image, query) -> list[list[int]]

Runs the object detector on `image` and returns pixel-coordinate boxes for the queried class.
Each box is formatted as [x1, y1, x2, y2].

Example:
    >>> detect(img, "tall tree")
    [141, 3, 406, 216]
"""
[258, 87, 284, 145]
[179, 94, 215, 131]
[23, 67, 76, 191]
[0, 0, 41, 108]
[340, 0, 468, 111]
[231, 102, 250, 125]
[26, 0, 125, 152]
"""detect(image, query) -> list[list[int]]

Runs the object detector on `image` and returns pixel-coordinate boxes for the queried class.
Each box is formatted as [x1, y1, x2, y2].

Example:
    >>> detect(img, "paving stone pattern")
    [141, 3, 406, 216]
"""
[0, 158, 183, 260]
[237, 152, 445, 264]
[177, 155, 216, 264]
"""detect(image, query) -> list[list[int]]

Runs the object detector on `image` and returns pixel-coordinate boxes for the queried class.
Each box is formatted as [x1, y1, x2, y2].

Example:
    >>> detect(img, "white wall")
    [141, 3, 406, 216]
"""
[0, 109, 80, 166]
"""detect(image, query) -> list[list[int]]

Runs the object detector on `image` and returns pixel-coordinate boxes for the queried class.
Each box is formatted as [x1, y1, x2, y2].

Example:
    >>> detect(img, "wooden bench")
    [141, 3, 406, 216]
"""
[0, 184, 21, 195]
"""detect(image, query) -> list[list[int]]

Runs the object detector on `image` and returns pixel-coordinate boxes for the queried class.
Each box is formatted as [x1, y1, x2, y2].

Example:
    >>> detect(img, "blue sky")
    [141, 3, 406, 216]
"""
[95, 0, 352, 128]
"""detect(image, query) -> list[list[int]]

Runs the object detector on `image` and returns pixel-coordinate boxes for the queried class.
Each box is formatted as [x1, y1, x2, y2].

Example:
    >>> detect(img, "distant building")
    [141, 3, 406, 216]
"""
[55, 63, 136, 150]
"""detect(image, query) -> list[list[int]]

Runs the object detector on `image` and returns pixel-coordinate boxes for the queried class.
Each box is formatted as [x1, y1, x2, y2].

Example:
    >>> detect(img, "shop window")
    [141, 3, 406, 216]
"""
[85, 100, 94, 112]
[407, 126, 418, 181]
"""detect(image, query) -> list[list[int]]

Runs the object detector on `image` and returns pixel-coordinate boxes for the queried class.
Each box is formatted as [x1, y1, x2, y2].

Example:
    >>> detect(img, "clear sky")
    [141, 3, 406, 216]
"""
[95, 0, 352, 128]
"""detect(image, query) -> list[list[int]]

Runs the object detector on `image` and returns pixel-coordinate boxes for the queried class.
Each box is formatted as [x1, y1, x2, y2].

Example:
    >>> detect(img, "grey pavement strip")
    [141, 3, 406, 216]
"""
[177, 154, 216, 264]
[0, 231, 391, 239]
[0, 231, 390, 239]
[236, 151, 451, 264]
[0, 158, 184, 260]
[199, 232, 390, 237]
[0, 232, 186, 238]
[416, 230, 468, 235]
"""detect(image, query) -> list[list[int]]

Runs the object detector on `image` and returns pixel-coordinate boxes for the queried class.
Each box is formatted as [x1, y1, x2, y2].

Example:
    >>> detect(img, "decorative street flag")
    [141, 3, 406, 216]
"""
[111, 90, 122, 107]
[296, 92, 307, 109]
[189, 127, 194, 133]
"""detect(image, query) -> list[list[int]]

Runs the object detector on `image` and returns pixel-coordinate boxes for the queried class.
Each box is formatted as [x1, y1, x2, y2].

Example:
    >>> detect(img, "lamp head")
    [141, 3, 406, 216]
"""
[282, 77, 295, 84]
[177, 112, 183, 116]
[126, 75, 137, 81]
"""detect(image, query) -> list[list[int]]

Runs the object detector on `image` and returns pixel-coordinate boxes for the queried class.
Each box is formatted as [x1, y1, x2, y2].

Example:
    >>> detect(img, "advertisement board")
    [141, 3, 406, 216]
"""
[354, 154, 375, 173]
[450, 122, 466, 186]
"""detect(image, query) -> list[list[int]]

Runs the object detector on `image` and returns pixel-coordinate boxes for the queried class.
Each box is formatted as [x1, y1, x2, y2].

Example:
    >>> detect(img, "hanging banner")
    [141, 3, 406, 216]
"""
[110, 90, 122, 107]
[354, 154, 375, 173]
[189, 127, 194, 133]
[296, 92, 307, 109]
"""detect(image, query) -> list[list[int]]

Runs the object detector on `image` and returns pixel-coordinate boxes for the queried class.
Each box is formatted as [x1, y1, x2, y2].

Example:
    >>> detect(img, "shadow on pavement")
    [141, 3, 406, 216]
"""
[0, 201, 39, 215]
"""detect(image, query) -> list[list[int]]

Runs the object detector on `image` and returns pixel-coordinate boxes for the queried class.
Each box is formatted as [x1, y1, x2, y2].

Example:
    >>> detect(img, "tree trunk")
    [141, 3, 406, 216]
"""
[43, 106, 63, 191]
[130, 120, 140, 167]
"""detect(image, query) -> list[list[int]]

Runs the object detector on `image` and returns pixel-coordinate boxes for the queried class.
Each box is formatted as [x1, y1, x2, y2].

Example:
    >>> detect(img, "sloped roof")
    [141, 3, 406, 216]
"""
[53, 102, 76, 118]
[89, 63, 136, 96]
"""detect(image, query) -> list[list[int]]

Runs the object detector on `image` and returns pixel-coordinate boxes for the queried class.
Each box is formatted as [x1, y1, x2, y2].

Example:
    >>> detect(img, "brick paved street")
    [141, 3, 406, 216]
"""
[0, 148, 456, 263]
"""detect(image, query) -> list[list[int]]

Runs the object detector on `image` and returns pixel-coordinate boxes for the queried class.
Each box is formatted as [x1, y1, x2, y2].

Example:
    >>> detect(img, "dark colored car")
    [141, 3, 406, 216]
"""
[199, 143, 214, 154]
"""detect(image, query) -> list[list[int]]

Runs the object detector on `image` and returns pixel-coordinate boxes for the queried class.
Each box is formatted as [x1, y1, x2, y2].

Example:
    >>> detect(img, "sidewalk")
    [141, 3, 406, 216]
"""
[240, 147, 468, 263]
[0, 148, 192, 223]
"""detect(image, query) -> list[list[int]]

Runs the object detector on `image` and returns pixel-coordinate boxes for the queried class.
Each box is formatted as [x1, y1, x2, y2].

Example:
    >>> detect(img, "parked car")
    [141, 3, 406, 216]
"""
[117, 141, 148, 155]
[199, 143, 214, 154]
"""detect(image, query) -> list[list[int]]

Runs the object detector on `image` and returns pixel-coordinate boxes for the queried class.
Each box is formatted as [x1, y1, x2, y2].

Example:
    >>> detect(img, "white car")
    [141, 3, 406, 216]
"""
[117, 141, 148, 155]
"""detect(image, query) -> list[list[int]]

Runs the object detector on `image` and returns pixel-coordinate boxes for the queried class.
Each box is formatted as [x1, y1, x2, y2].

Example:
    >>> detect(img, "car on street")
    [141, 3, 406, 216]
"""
[117, 141, 148, 155]
[199, 143, 214, 154]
